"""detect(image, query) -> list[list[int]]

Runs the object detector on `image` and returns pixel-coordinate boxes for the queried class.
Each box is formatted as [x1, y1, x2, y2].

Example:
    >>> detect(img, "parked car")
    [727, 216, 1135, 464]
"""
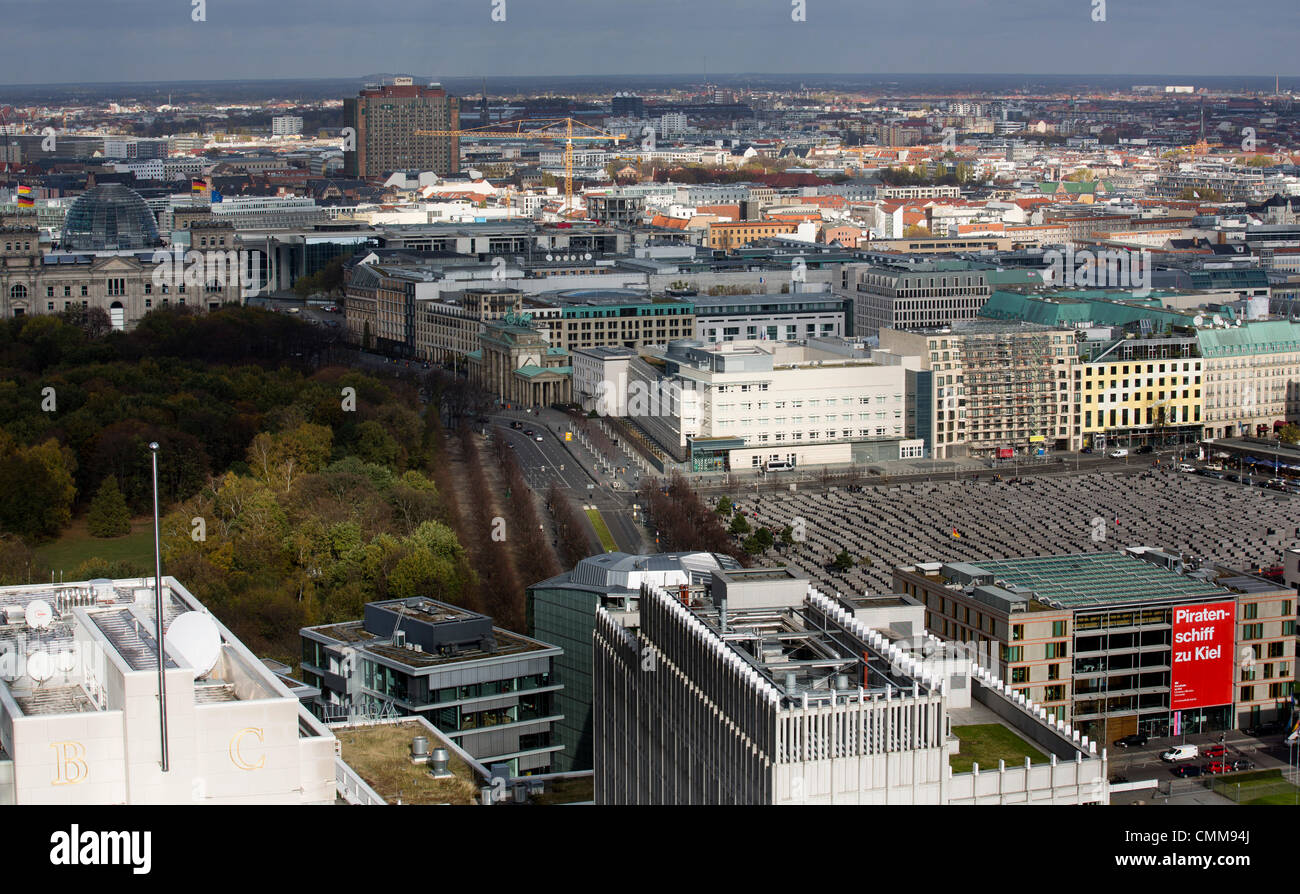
[286, 307, 300, 314]
[1247, 721, 1284, 737]
[1136, 445, 1154, 454]
[1172, 764, 1204, 778]
[1080, 446, 1094, 454]
[1109, 448, 1129, 458]
[1161, 744, 1199, 762]
[1176, 463, 1197, 473]
[1202, 744, 1227, 758]
[1231, 759, 1255, 772]
[1114, 733, 1149, 748]
[1205, 761, 1232, 774]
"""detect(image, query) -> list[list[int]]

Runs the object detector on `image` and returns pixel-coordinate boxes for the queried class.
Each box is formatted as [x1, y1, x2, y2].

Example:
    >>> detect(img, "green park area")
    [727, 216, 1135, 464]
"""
[34, 517, 155, 579]
[1211, 769, 1300, 805]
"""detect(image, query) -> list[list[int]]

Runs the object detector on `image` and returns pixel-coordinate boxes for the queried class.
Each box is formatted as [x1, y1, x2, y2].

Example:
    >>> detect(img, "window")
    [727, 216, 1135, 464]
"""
[1011, 624, 1024, 642]
[1002, 646, 1023, 663]
[1052, 620, 1067, 637]
[1048, 663, 1061, 681]
[1045, 641, 1068, 659]
[1011, 667, 1029, 684]
[1240, 685, 1254, 702]
[1243, 603, 1258, 620]
[1044, 685, 1065, 702]
[1243, 623, 1264, 640]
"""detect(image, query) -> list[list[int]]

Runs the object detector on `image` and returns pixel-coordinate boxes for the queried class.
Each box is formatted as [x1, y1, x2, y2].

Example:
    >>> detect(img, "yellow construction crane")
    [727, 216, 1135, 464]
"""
[417, 117, 626, 214]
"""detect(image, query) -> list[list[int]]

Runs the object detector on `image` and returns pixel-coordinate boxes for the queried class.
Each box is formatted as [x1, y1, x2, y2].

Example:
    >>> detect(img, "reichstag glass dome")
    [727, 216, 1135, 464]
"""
[61, 183, 162, 251]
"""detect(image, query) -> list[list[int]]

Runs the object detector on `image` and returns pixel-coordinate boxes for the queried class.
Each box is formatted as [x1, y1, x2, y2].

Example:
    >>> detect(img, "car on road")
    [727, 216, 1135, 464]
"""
[1266, 477, 1287, 490]
[286, 307, 300, 314]
[1205, 761, 1232, 774]
[1171, 765, 1204, 778]
[1136, 445, 1154, 454]
[535, 435, 543, 442]
[1247, 721, 1284, 737]
[1176, 463, 1197, 473]
[1109, 448, 1129, 458]
[524, 429, 534, 436]
[1201, 744, 1226, 759]
[1114, 733, 1149, 748]
[1161, 744, 1198, 762]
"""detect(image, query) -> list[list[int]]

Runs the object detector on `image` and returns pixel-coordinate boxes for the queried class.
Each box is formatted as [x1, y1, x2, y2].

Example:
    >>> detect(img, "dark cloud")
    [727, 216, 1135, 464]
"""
[0, 0, 1295, 84]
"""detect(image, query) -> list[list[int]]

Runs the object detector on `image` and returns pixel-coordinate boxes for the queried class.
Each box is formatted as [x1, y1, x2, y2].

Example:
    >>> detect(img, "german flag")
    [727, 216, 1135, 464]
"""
[16, 184, 33, 207]
[191, 178, 206, 193]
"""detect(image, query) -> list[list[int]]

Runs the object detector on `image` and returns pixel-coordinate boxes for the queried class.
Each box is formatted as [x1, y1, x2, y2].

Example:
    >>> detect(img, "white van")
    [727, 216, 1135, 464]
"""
[1109, 448, 1129, 458]
[1160, 744, 1199, 762]
[1176, 463, 1196, 473]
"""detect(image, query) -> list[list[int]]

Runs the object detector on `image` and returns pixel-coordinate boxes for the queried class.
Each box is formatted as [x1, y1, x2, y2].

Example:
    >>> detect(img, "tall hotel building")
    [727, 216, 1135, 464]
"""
[343, 77, 460, 178]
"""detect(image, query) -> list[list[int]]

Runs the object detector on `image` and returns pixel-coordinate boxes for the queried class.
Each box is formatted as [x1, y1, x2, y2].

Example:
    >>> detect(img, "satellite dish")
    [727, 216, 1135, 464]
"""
[55, 649, 77, 673]
[545, 254, 553, 262]
[584, 252, 592, 260]
[0, 650, 17, 681]
[1193, 314, 1204, 327]
[27, 651, 54, 683]
[25, 599, 53, 630]
[166, 611, 222, 677]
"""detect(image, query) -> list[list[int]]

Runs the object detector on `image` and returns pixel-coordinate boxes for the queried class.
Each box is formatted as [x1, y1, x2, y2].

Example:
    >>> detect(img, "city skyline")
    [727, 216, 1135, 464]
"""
[1, 0, 1298, 84]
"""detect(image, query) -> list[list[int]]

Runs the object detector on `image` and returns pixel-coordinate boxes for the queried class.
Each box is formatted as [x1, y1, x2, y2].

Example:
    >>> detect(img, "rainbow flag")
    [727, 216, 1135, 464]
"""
[16, 184, 33, 207]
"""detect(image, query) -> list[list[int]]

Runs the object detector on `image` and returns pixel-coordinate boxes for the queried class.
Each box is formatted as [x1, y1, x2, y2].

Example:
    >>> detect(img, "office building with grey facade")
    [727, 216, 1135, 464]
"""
[837, 262, 990, 339]
[301, 598, 563, 777]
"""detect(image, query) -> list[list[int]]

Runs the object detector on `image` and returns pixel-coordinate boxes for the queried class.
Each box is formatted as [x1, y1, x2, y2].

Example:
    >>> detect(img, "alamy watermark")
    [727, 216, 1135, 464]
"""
[1043, 245, 1151, 296]
[151, 246, 264, 298]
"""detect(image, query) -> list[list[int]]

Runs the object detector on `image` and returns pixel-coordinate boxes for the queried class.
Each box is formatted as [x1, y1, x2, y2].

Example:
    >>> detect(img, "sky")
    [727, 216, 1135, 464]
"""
[0, 0, 1297, 85]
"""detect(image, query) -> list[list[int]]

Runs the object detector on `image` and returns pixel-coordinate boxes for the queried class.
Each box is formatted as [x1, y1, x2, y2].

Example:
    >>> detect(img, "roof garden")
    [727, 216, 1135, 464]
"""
[335, 720, 482, 805]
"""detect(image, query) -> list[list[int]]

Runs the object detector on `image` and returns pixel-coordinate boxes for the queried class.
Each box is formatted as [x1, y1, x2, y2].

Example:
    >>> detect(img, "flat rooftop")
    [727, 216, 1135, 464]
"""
[334, 720, 481, 806]
[322, 622, 552, 669]
[973, 552, 1231, 609]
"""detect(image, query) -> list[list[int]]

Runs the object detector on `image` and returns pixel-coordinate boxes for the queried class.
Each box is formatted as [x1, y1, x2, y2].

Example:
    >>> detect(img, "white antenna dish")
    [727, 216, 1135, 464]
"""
[0, 650, 16, 682]
[25, 599, 53, 630]
[166, 611, 222, 677]
[1193, 314, 1204, 327]
[1212, 314, 1223, 327]
[27, 650, 54, 683]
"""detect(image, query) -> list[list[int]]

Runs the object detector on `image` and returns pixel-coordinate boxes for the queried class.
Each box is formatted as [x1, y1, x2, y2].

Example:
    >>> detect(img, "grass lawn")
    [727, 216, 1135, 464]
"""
[585, 508, 618, 552]
[1211, 768, 1300, 805]
[950, 723, 1049, 774]
[34, 516, 156, 577]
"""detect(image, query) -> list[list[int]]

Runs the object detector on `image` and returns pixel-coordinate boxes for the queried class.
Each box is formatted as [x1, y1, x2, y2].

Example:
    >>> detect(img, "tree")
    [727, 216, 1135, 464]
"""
[1177, 187, 1224, 202]
[903, 224, 931, 238]
[831, 549, 855, 572]
[0, 439, 78, 541]
[87, 475, 132, 538]
[715, 496, 733, 515]
[1279, 424, 1300, 445]
[729, 513, 751, 536]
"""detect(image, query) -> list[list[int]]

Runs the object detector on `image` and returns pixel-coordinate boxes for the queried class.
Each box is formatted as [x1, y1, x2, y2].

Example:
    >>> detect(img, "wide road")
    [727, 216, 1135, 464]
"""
[487, 413, 649, 554]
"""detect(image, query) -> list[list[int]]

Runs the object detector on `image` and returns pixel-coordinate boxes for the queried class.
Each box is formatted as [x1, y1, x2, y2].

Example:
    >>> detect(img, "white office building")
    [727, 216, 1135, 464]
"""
[272, 116, 305, 136]
[0, 576, 335, 805]
[593, 568, 1110, 804]
[626, 337, 924, 469]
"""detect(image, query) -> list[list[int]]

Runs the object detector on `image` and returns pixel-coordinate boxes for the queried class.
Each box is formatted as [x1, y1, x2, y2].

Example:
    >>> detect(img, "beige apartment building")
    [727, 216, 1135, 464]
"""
[881, 320, 1078, 458]
[895, 548, 1297, 743]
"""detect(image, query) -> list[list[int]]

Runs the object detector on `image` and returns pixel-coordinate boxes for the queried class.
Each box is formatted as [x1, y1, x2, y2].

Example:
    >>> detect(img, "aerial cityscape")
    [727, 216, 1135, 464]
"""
[0, 0, 1297, 864]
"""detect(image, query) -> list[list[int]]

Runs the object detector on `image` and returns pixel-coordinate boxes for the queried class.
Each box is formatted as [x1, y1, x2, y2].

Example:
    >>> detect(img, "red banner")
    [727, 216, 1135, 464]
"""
[1170, 601, 1235, 710]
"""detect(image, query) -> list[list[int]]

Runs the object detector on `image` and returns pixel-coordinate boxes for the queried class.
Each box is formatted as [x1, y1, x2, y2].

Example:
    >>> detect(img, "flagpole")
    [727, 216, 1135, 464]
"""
[151, 441, 170, 773]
